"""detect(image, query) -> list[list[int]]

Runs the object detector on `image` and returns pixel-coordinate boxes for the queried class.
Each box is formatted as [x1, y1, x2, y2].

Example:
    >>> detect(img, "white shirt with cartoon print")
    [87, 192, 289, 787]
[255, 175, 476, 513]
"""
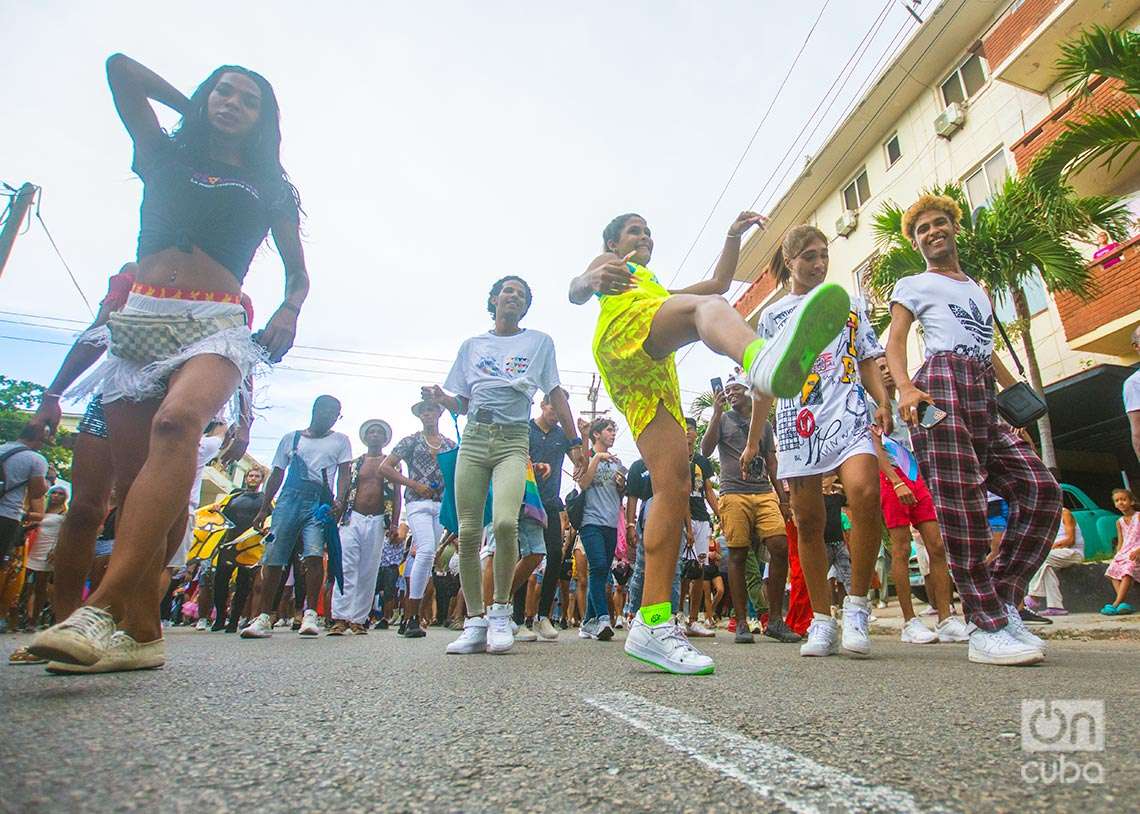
[757, 293, 884, 478]
[444, 329, 561, 425]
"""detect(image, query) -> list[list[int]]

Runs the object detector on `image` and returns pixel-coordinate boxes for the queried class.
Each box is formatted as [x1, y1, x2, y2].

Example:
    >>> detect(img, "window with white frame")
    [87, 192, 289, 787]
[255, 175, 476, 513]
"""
[842, 168, 871, 211]
[963, 150, 1009, 210]
[884, 133, 902, 167]
[940, 53, 987, 107]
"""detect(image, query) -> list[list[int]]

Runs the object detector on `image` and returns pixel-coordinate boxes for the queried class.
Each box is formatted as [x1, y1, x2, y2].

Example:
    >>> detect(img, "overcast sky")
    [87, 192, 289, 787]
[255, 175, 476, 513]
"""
[1, 0, 917, 474]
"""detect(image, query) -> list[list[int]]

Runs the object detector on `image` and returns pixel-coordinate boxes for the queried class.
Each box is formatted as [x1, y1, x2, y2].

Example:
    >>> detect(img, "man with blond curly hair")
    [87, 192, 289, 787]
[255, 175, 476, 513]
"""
[883, 194, 1061, 667]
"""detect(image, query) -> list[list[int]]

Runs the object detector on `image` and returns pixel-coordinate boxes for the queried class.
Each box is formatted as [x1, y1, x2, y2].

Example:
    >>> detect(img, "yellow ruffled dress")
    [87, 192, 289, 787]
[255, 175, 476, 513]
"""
[591, 263, 685, 440]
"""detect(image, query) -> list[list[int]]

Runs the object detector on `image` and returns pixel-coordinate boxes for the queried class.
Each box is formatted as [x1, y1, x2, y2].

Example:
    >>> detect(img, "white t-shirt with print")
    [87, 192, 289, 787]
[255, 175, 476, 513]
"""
[188, 434, 225, 512]
[758, 294, 883, 478]
[444, 329, 561, 425]
[890, 271, 994, 361]
[271, 431, 354, 486]
[1124, 368, 1140, 413]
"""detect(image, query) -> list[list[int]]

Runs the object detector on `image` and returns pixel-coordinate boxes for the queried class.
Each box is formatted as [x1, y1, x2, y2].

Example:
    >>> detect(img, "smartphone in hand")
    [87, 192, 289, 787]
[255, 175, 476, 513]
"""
[917, 401, 948, 429]
[711, 377, 724, 395]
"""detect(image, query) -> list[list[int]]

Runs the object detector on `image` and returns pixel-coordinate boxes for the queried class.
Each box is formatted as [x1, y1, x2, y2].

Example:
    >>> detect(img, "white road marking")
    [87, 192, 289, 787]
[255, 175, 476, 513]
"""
[583, 690, 955, 814]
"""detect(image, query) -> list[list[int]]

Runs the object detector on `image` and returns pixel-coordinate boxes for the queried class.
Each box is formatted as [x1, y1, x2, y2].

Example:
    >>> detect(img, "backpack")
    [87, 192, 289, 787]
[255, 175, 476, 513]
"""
[564, 488, 586, 531]
[0, 444, 32, 498]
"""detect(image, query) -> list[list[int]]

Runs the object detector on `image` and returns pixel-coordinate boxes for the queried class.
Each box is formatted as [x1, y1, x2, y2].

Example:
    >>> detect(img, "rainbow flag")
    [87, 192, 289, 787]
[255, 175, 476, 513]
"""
[481, 461, 549, 528]
[883, 436, 920, 482]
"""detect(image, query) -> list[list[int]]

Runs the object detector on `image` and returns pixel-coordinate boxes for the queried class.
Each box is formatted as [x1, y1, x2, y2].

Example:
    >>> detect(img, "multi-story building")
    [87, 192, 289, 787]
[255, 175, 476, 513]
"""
[733, 0, 1140, 498]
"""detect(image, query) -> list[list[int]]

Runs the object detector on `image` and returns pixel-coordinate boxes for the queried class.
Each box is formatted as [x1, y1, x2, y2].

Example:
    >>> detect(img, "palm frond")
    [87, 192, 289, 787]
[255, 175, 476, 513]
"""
[1054, 26, 1140, 98]
[1028, 110, 1140, 186]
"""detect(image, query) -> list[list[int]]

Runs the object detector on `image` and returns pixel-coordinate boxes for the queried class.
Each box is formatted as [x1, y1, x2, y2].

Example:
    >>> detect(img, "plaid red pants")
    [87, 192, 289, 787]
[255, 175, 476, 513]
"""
[911, 353, 1061, 631]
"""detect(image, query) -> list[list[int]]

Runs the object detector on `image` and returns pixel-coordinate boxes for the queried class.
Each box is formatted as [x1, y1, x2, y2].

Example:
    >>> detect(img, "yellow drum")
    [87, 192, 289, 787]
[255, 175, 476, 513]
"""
[186, 506, 232, 564]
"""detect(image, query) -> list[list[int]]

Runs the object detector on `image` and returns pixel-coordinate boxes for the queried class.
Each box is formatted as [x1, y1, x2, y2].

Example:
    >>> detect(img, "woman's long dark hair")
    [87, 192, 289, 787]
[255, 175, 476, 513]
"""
[172, 65, 301, 213]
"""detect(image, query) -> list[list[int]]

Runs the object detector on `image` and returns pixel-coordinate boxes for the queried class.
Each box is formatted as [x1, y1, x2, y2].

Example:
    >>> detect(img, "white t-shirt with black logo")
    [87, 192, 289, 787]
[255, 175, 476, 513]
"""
[890, 271, 994, 361]
[444, 329, 561, 425]
[757, 294, 883, 478]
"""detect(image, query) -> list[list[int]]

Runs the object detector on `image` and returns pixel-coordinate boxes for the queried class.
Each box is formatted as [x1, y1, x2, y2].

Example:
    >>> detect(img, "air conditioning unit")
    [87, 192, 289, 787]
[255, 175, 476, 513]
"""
[934, 102, 966, 138]
[835, 209, 858, 237]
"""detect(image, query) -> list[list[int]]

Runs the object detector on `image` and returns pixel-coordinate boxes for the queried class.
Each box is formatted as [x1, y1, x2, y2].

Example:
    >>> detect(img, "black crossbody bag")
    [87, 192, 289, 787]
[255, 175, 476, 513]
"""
[992, 315, 1048, 428]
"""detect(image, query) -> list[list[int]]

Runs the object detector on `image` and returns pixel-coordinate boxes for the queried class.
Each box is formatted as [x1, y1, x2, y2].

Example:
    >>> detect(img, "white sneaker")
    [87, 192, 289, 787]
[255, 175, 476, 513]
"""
[936, 616, 970, 643]
[614, 616, 625, 630]
[46, 631, 165, 674]
[579, 618, 599, 639]
[1004, 604, 1046, 652]
[486, 603, 514, 654]
[685, 621, 715, 638]
[900, 617, 938, 644]
[746, 282, 851, 398]
[534, 616, 559, 641]
[514, 623, 538, 642]
[968, 626, 1044, 666]
[447, 616, 488, 654]
[241, 613, 273, 639]
[298, 609, 321, 637]
[596, 614, 615, 641]
[29, 606, 116, 666]
[800, 617, 840, 657]
[841, 596, 871, 655]
[195, 618, 209, 632]
[624, 617, 714, 675]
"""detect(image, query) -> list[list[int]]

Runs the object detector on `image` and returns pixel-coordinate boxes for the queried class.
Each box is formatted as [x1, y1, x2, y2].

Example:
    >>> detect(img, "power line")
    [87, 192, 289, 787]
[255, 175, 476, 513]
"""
[31, 188, 96, 319]
[665, 0, 834, 289]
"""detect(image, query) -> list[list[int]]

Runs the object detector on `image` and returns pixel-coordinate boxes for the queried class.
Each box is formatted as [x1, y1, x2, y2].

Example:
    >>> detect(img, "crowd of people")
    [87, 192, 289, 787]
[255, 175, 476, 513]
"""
[3, 54, 1138, 681]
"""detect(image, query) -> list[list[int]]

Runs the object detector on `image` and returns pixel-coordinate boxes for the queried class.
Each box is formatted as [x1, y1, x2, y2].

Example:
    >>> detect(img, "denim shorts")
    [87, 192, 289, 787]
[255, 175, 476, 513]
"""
[262, 488, 325, 566]
[518, 518, 546, 557]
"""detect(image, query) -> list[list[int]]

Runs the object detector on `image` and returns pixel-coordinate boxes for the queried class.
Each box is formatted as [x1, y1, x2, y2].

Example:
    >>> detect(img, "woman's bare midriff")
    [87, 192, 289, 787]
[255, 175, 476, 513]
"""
[136, 247, 243, 294]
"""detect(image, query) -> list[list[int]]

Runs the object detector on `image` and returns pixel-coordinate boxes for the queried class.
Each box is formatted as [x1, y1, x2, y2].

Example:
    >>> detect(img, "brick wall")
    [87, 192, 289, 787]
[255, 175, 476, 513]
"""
[733, 273, 777, 319]
[982, 0, 1063, 67]
[1055, 235, 1140, 340]
[1011, 76, 1135, 171]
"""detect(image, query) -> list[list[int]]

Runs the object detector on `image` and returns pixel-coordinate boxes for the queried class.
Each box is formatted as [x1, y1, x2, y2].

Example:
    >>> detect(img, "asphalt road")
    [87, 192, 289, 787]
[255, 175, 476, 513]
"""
[3, 626, 1138, 813]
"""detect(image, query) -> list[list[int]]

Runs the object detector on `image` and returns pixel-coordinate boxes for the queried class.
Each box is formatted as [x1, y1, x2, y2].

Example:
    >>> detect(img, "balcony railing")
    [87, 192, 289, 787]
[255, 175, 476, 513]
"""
[1055, 234, 1140, 356]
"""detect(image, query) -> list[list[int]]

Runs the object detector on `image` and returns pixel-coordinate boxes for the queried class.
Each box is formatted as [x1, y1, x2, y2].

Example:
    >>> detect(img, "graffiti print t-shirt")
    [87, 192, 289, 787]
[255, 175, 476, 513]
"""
[444, 329, 561, 425]
[890, 271, 994, 360]
[758, 293, 884, 478]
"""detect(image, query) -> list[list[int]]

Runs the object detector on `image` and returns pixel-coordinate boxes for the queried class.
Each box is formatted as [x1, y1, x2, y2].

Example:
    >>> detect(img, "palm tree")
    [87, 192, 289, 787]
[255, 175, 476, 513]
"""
[1028, 25, 1140, 188]
[866, 179, 1131, 469]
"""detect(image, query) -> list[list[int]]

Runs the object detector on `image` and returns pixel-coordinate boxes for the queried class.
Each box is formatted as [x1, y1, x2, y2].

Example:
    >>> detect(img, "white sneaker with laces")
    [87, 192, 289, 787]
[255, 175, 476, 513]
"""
[298, 609, 321, 637]
[624, 617, 714, 675]
[514, 623, 538, 642]
[968, 626, 1044, 665]
[1004, 604, 1045, 652]
[195, 618, 209, 632]
[841, 596, 871, 655]
[614, 616, 625, 630]
[29, 606, 116, 666]
[46, 631, 165, 674]
[446, 616, 488, 654]
[685, 621, 715, 638]
[800, 617, 840, 657]
[241, 613, 273, 639]
[596, 614, 615, 641]
[579, 618, 598, 639]
[534, 616, 559, 641]
[486, 604, 514, 653]
[936, 616, 970, 643]
[900, 617, 938, 644]
[746, 282, 851, 398]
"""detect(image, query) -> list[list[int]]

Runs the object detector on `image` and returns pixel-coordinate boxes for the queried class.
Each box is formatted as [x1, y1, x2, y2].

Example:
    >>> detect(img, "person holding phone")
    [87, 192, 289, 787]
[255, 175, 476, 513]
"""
[753, 225, 893, 659]
[884, 194, 1061, 667]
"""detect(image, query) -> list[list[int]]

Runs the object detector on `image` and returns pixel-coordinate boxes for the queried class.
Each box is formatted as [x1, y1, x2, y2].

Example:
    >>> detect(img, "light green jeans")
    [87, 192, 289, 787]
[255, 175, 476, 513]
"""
[454, 422, 529, 616]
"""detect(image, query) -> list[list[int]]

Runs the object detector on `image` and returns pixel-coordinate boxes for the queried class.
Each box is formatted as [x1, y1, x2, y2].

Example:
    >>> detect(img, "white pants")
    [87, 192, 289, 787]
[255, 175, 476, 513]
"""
[406, 500, 444, 600]
[331, 512, 387, 624]
[691, 520, 711, 560]
[1028, 547, 1083, 609]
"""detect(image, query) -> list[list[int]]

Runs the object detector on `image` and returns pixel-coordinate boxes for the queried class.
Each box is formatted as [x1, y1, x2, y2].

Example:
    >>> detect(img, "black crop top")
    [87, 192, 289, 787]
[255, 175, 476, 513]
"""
[134, 140, 296, 282]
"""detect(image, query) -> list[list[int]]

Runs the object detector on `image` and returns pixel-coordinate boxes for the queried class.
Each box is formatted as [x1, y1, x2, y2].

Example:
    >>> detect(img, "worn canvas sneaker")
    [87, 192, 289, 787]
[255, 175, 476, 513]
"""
[46, 632, 165, 674]
[901, 617, 938, 644]
[596, 615, 615, 641]
[624, 617, 714, 675]
[763, 618, 802, 643]
[298, 609, 321, 637]
[968, 626, 1044, 666]
[486, 603, 514, 654]
[29, 606, 116, 666]
[936, 616, 970, 643]
[1004, 604, 1046, 652]
[746, 282, 851, 399]
[241, 613, 274, 639]
[800, 616, 840, 657]
[685, 621, 715, 638]
[514, 622, 538, 642]
[534, 616, 559, 641]
[841, 596, 871, 655]
[446, 616, 488, 654]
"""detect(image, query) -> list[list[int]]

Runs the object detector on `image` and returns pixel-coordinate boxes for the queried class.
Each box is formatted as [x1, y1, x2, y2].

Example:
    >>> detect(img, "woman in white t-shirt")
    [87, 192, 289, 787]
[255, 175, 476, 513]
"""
[755, 224, 892, 659]
[24, 486, 69, 630]
[423, 276, 585, 656]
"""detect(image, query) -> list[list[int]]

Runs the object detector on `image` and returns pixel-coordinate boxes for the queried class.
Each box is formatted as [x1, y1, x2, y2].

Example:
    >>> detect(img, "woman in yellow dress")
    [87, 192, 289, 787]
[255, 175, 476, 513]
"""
[569, 211, 849, 674]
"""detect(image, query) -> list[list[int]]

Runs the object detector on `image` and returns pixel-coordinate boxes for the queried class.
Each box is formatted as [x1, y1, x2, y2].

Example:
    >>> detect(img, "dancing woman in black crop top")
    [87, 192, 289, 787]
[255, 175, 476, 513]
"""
[31, 55, 310, 671]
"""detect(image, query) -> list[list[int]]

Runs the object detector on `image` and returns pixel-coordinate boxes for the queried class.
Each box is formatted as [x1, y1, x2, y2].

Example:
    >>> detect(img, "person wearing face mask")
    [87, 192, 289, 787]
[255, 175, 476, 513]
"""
[754, 225, 893, 660]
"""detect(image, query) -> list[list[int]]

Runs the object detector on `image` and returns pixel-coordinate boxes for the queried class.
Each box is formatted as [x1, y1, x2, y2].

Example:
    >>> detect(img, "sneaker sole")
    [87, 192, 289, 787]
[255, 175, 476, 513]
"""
[486, 641, 514, 654]
[841, 640, 872, 656]
[597, 627, 614, 642]
[298, 630, 320, 637]
[765, 283, 851, 399]
[624, 646, 714, 676]
[968, 648, 1045, 666]
[27, 633, 103, 667]
[240, 630, 272, 639]
[45, 659, 164, 674]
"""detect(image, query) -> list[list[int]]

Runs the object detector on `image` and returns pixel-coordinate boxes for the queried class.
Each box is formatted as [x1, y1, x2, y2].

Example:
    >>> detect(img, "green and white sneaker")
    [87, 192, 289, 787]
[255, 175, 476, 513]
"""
[746, 282, 851, 398]
[624, 617, 714, 676]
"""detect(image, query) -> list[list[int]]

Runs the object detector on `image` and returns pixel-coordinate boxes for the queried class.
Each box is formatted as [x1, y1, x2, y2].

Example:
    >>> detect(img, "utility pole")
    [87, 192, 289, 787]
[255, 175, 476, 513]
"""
[0, 183, 37, 281]
[579, 373, 610, 423]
